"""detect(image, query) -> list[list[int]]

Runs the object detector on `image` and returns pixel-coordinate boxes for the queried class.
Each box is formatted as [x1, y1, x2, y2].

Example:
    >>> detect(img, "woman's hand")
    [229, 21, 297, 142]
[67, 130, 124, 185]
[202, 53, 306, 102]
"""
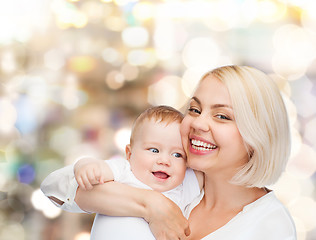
[144, 191, 190, 240]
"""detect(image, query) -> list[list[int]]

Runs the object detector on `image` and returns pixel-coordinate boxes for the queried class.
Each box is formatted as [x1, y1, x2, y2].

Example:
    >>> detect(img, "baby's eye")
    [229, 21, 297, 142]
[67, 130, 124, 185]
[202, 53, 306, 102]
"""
[188, 107, 201, 114]
[149, 148, 159, 153]
[172, 152, 183, 158]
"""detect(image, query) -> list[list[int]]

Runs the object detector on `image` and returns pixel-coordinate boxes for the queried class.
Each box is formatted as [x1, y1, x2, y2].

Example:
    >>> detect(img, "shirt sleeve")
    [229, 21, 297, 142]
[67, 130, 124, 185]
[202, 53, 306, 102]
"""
[104, 156, 127, 182]
[181, 168, 201, 208]
[40, 164, 86, 213]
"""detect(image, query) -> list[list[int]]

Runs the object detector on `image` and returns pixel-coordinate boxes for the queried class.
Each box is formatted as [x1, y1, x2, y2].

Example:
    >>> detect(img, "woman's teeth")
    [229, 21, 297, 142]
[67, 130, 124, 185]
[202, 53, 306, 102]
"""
[191, 139, 217, 151]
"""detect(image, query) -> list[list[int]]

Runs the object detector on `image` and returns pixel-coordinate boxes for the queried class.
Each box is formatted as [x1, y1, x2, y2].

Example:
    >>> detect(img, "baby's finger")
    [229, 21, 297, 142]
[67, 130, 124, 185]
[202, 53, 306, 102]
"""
[76, 176, 86, 190]
[81, 174, 94, 190]
[87, 169, 99, 185]
[99, 175, 105, 184]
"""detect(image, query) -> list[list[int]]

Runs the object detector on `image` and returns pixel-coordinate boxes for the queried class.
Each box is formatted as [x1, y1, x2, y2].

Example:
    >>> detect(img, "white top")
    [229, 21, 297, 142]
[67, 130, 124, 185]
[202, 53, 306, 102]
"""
[40, 157, 201, 240]
[184, 190, 297, 240]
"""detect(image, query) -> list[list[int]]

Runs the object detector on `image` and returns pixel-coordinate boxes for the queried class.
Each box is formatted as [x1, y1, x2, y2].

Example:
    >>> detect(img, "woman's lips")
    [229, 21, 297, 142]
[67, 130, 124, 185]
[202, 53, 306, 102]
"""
[189, 137, 217, 154]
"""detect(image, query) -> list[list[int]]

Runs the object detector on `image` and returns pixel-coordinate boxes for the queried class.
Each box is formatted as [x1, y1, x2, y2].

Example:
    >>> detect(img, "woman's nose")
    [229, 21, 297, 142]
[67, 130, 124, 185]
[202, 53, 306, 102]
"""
[191, 114, 210, 132]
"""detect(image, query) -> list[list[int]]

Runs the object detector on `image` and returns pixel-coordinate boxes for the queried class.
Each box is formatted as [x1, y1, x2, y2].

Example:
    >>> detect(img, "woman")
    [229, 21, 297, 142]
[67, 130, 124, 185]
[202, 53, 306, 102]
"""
[48, 65, 297, 239]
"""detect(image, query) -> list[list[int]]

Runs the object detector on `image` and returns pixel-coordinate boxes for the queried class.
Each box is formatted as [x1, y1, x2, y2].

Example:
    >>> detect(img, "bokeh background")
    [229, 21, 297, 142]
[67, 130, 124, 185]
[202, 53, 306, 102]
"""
[0, 0, 316, 239]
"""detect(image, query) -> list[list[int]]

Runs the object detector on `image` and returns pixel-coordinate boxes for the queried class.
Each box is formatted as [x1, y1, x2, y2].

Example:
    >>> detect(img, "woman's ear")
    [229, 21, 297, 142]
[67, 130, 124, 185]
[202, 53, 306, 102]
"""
[125, 144, 132, 161]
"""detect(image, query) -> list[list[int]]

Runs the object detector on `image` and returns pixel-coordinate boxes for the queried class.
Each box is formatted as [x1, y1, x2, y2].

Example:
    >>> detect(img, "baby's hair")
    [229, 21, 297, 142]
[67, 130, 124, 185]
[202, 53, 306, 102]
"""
[130, 105, 184, 146]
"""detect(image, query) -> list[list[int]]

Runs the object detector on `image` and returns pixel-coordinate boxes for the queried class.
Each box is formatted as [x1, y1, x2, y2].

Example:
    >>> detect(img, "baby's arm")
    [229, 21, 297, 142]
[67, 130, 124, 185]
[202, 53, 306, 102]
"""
[40, 157, 114, 211]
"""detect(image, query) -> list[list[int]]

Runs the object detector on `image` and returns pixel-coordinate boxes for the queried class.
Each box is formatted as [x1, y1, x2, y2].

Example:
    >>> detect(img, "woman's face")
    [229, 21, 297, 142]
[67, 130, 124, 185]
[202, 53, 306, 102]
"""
[180, 74, 249, 176]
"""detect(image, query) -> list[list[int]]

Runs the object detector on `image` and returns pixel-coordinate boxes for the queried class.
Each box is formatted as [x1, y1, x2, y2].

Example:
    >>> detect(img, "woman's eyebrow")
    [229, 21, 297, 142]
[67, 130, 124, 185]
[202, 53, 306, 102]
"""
[191, 96, 200, 104]
[191, 97, 232, 109]
[211, 104, 233, 109]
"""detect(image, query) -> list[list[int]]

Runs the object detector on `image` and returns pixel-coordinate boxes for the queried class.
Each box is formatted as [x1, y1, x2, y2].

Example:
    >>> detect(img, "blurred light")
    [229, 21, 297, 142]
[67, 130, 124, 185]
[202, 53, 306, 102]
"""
[68, 56, 97, 73]
[288, 197, 316, 231]
[104, 16, 125, 31]
[203, 0, 257, 31]
[62, 74, 80, 110]
[0, 0, 49, 43]
[65, 143, 102, 165]
[24, 76, 49, 103]
[289, 128, 303, 160]
[0, 98, 17, 134]
[102, 48, 123, 66]
[17, 164, 36, 184]
[52, 1, 88, 29]
[127, 49, 151, 66]
[182, 37, 220, 69]
[0, 170, 8, 190]
[257, 0, 287, 23]
[44, 49, 66, 71]
[289, 76, 316, 118]
[271, 172, 301, 205]
[133, 2, 155, 21]
[292, 216, 307, 240]
[154, 19, 183, 60]
[304, 118, 316, 148]
[31, 189, 62, 218]
[301, 1, 316, 34]
[114, 128, 131, 152]
[287, 144, 316, 179]
[0, 222, 25, 240]
[49, 126, 82, 156]
[272, 24, 316, 80]
[14, 95, 38, 134]
[105, 70, 125, 90]
[121, 63, 139, 81]
[122, 26, 149, 48]
[148, 75, 188, 109]
[181, 67, 207, 97]
[75, 232, 90, 240]
[0, 50, 17, 74]
[114, 0, 134, 6]
[281, 96, 297, 131]
[299, 177, 315, 198]
[270, 74, 292, 97]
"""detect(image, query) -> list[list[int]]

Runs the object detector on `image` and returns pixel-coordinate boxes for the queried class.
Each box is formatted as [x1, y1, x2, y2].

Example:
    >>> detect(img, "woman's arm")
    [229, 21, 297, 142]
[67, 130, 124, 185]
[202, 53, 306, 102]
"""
[75, 182, 190, 240]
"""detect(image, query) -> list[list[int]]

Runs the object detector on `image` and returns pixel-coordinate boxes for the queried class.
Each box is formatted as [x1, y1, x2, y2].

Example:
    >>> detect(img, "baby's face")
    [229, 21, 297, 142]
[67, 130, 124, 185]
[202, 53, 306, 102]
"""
[126, 119, 187, 192]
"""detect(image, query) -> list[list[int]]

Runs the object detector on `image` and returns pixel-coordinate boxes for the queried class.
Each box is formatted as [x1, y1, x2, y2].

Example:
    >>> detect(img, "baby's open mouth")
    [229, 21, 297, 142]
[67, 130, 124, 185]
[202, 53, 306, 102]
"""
[152, 171, 170, 179]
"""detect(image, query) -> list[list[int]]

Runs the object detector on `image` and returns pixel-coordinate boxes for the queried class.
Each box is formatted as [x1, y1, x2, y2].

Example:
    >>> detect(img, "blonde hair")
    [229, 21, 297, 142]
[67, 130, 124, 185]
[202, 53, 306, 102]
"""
[202, 65, 291, 187]
[130, 105, 184, 146]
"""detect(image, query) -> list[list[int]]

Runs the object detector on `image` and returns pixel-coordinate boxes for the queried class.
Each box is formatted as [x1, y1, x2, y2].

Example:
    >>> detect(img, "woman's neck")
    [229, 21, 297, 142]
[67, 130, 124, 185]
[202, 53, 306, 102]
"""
[202, 174, 267, 212]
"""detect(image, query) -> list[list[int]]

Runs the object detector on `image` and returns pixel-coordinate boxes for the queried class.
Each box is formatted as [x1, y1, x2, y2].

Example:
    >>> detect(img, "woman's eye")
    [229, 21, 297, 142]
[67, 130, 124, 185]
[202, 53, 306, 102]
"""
[215, 114, 230, 120]
[172, 153, 183, 158]
[149, 148, 159, 153]
[188, 107, 201, 114]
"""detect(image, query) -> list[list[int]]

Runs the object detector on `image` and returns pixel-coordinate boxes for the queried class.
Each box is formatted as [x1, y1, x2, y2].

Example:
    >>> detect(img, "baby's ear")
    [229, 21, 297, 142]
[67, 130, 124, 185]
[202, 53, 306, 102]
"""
[125, 144, 132, 161]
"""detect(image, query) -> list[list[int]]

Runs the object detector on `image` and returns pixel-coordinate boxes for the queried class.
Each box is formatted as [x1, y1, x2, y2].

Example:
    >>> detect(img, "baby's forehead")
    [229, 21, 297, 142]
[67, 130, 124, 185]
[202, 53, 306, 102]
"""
[141, 117, 181, 127]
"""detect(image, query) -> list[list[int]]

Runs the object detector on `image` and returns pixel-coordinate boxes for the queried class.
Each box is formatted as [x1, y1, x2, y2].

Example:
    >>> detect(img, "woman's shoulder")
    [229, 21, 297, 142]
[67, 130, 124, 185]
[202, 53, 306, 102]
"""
[243, 191, 296, 237]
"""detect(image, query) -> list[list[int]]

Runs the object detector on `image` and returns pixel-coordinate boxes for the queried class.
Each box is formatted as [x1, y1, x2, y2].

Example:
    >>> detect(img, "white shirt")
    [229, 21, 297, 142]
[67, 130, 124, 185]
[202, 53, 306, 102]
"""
[41, 157, 201, 239]
[184, 190, 297, 240]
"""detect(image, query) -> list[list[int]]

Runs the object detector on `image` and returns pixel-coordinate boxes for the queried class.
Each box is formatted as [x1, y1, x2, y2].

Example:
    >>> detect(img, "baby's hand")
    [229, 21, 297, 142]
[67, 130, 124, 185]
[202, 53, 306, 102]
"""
[74, 157, 113, 190]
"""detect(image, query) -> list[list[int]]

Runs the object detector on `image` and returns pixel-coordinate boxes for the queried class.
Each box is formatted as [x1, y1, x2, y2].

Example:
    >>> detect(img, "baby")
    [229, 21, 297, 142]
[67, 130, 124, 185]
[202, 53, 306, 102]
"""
[41, 105, 203, 239]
